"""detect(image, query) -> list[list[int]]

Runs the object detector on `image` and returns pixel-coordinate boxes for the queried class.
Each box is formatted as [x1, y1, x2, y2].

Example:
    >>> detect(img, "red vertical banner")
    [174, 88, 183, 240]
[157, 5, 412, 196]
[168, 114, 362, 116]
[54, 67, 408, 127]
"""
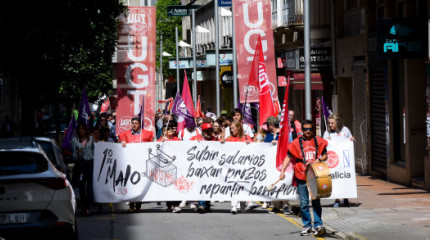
[116, 7, 156, 136]
[234, 0, 278, 103]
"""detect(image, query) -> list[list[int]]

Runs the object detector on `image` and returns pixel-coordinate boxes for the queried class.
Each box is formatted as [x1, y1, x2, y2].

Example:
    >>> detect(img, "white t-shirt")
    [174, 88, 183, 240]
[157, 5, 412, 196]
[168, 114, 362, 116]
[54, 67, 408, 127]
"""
[323, 126, 352, 141]
[178, 128, 200, 140]
[225, 123, 255, 138]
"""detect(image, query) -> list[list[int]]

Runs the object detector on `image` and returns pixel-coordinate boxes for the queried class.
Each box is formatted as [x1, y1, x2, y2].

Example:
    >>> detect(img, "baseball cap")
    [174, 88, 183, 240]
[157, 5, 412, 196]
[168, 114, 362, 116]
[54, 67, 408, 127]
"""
[264, 116, 279, 124]
[205, 112, 217, 121]
[201, 123, 213, 131]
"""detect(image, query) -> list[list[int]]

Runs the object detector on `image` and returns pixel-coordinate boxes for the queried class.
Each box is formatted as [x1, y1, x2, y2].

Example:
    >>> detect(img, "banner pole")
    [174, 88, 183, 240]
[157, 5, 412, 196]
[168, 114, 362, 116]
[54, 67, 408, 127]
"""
[176, 27, 180, 93]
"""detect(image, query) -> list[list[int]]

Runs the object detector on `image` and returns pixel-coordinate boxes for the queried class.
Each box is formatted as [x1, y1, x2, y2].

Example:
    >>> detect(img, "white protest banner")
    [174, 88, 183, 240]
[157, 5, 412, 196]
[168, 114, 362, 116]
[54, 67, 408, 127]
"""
[326, 139, 357, 198]
[93, 140, 357, 203]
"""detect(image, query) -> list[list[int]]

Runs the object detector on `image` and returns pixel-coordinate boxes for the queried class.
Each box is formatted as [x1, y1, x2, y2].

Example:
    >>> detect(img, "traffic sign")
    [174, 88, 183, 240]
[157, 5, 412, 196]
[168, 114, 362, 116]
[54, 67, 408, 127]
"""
[167, 6, 188, 16]
[167, 5, 201, 17]
[218, 0, 232, 7]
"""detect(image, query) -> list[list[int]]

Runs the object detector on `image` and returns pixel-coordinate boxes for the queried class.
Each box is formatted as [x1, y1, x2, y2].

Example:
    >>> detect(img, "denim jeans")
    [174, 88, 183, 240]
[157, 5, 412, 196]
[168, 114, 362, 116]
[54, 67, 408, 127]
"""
[297, 179, 322, 228]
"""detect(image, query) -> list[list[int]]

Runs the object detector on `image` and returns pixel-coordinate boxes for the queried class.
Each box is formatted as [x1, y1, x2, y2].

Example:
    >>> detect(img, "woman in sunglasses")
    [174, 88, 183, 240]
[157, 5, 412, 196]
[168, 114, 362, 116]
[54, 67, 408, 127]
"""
[157, 121, 180, 142]
[156, 120, 182, 213]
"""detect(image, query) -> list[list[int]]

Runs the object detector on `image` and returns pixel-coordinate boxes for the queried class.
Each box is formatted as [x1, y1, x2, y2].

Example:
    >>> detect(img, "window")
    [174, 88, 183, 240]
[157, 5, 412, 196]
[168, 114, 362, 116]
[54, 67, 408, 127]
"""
[0, 152, 48, 175]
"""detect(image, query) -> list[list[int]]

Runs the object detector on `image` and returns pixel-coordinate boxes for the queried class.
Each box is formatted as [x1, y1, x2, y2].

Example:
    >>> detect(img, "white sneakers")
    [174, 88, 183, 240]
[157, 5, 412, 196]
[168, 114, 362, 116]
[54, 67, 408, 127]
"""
[173, 207, 182, 213]
[230, 206, 237, 214]
[262, 202, 268, 209]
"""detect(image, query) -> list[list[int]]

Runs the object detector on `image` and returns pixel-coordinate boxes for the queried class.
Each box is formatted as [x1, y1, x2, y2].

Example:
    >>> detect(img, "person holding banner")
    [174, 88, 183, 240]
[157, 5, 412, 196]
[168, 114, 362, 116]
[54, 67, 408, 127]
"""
[190, 122, 216, 213]
[279, 120, 328, 237]
[221, 121, 253, 214]
[225, 108, 254, 139]
[323, 113, 354, 208]
[158, 121, 180, 142]
[264, 116, 291, 215]
[157, 121, 182, 213]
[119, 116, 154, 213]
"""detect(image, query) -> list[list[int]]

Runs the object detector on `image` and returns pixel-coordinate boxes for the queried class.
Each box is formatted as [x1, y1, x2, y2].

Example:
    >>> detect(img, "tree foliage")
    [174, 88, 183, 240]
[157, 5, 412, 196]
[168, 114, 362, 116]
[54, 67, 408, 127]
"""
[155, 0, 183, 80]
[0, 0, 126, 102]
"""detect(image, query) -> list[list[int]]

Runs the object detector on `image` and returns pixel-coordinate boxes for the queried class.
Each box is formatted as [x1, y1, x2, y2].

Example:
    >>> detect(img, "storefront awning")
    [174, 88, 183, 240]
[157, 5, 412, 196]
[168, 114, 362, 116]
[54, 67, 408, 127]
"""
[293, 73, 324, 90]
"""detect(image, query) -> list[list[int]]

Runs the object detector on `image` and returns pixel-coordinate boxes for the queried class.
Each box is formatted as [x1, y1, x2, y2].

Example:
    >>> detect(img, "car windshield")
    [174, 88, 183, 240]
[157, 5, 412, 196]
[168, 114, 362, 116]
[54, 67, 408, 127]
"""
[0, 152, 48, 175]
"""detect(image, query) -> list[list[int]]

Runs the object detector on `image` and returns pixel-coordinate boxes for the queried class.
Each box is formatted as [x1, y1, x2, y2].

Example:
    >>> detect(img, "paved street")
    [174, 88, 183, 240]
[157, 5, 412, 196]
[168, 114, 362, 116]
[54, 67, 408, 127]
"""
[77, 202, 336, 240]
[77, 175, 430, 240]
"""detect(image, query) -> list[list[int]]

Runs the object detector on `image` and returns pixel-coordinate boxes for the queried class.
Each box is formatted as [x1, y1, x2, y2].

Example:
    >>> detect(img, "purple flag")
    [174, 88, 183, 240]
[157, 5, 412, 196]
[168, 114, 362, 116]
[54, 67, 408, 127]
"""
[172, 92, 196, 129]
[138, 95, 145, 129]
[61, 116, 76, 152]
[321, 97, 332, 119]
[77, 88, 91, 127]
[239, 103, 255, 126]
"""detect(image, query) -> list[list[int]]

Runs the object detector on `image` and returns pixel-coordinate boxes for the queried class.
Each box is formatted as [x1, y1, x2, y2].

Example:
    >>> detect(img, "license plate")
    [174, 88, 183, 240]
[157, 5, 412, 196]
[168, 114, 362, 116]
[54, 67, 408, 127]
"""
[0, 213, 28, 224]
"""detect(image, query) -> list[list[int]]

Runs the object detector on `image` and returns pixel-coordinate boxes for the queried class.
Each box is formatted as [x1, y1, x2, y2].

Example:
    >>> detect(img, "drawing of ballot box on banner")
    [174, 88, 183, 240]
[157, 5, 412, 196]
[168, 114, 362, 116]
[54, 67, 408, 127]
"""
[146, 144, 177, 187]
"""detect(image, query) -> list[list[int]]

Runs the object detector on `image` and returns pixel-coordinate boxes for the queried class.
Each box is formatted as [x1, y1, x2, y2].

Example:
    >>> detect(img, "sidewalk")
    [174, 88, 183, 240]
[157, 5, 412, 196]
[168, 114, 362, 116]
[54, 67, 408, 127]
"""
[290, 175, 430, 240]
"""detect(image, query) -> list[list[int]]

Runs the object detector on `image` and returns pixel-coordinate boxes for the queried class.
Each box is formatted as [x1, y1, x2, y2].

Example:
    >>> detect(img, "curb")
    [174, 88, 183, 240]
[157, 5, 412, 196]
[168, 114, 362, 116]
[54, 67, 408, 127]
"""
[286, 202, 368, 240]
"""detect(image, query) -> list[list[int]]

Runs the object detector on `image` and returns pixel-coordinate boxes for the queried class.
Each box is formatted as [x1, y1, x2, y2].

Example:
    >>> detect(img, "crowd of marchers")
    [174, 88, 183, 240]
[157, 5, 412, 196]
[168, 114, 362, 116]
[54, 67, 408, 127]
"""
[71, 107, 354, 238]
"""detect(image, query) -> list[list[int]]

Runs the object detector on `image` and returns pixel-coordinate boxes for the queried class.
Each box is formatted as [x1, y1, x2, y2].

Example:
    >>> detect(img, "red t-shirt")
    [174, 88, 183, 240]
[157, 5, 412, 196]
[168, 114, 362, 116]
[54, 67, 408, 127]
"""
[189, 135, 217, 141]
[226, 135, 253, 142]
[157, 136, 181, 142]
[119, 129, 154, 143]
[288, 136, 328, 163]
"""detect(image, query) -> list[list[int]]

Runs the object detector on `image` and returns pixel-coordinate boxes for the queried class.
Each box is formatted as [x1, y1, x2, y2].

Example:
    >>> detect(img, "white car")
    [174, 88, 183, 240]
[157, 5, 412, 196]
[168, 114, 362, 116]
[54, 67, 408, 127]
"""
[0, 137, 77, 240]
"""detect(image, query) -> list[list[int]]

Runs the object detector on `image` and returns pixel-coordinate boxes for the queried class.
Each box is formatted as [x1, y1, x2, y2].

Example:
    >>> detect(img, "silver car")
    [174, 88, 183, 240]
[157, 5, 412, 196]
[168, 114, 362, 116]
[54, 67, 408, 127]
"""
[0, 138, 77, 240]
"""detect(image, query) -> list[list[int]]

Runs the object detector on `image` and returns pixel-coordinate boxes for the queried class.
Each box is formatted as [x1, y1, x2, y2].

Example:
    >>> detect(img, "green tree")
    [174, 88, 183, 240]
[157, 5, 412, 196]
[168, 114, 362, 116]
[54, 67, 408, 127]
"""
[0, 0, 125, 134]
[155, 0, 183, 81]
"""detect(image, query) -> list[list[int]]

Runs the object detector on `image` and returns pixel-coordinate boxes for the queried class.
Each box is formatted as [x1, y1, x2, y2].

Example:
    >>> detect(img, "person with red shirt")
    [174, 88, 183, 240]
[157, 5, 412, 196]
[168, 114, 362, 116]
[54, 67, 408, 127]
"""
[279, 120, 328, 237]
[189, 123, 216, 214]
[119, 117, 154, 146]
[157, 121, 182, 213]
[157, 121, 181, 142]
[221, 120, 252, 214]
[222, 121, 253, 143]
[118, 116, 154, 213]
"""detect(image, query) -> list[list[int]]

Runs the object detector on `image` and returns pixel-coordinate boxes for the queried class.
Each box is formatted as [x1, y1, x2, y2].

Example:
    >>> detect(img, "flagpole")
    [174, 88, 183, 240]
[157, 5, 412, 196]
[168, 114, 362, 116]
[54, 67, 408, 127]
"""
[232, 1, 238, 109]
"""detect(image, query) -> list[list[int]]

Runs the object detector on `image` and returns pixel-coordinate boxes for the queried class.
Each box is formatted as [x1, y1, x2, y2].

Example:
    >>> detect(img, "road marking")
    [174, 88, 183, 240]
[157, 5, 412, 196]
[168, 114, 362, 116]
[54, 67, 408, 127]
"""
[258, 202, 325, 239]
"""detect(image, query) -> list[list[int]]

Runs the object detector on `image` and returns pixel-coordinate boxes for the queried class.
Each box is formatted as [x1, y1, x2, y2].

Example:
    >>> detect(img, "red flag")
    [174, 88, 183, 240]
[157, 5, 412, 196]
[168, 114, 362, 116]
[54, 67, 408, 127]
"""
[276, 76, 291, 171]
[274, 100, 281, 117]
[195, 95, 204, 118]
[158, 97, 173, 104]
[101, 98, 110, 113]
[182, 70, 196, 117]
[249, 35, 276, 126]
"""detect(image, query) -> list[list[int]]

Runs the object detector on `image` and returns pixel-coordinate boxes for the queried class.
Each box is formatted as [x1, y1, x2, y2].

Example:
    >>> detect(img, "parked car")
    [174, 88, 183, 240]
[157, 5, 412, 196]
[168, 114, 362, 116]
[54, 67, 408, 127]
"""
[34, 136, 71, 181]
[0, 137, 77, 240]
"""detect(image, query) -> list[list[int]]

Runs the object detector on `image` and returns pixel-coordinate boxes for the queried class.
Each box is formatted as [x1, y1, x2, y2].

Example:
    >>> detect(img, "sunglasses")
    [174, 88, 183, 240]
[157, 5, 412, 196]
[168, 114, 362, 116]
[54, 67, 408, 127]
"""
[303, 128, 313, 132]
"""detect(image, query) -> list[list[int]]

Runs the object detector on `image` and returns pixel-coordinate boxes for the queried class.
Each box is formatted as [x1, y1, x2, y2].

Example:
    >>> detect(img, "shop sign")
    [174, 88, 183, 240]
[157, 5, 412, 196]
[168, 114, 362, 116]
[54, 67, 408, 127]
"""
[196, 60, 207, 68]
[169, 59, 191, 69]
[206, 51, 233, 66]
[377, 18, 427, 59]
[299, 47, 332, 69]
[220, 66, 233, 87]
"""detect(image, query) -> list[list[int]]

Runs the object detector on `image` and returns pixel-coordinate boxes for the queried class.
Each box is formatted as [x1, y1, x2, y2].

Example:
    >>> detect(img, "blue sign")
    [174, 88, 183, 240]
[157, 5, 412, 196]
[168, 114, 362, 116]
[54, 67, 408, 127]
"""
[218, 0, 232, 7]
[377, 18, 427, 59]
